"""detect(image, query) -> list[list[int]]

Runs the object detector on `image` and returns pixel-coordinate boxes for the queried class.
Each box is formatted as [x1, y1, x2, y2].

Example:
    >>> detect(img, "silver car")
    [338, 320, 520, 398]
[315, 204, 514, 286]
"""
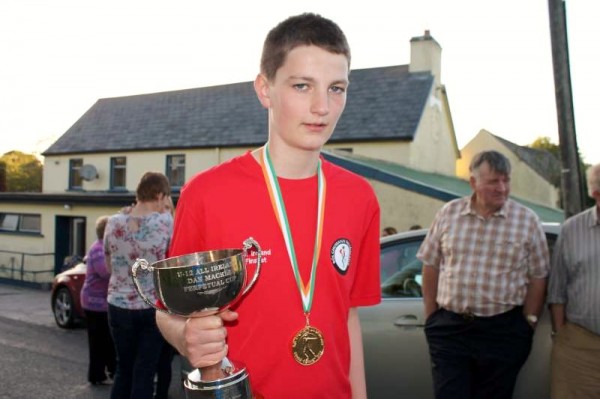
[360, 224, 560, 398]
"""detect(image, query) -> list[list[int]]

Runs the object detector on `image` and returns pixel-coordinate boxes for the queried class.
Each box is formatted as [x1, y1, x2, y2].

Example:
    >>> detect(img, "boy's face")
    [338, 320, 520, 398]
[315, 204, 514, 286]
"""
[255, 45, 349, 153]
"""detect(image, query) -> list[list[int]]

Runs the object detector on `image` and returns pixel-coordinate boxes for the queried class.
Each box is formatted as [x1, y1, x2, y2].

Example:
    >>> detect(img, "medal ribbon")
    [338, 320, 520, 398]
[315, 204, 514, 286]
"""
[260, 144, 326, 314]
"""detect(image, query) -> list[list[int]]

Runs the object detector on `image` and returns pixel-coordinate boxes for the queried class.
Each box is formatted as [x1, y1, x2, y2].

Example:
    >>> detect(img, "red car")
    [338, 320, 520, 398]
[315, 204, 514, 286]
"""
[50, 261, 86, 328]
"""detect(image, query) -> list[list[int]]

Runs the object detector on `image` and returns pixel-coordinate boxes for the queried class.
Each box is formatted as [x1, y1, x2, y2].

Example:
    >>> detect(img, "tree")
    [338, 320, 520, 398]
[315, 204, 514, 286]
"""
[0, 151, 43, 192]
[530, 137, 560, 160]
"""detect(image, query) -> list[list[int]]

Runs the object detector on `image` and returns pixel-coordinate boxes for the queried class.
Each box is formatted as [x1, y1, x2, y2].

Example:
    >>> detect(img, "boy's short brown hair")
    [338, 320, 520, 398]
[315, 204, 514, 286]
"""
[260, 12, 351, 82]
[136, 172, 171, 202]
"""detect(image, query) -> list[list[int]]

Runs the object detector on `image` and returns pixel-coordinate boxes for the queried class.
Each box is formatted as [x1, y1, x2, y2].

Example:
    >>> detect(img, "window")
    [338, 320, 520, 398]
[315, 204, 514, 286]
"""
[110, 157, 127, 190]
[19, 214, 42, 233]
[0, 213, 41, 234]
[380, 238, 424, 298]
[166, 154, 185, 189]
[0, 214, 18, 231]
[69, 159, 83, 190]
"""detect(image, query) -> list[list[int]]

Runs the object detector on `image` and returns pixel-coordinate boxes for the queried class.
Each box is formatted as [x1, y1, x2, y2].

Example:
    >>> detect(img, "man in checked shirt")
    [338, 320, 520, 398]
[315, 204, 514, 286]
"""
[417, 150, 549, 399]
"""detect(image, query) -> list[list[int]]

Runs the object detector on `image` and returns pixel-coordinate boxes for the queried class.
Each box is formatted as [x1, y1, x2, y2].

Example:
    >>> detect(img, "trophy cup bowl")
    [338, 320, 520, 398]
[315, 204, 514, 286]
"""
[132, 238, 262, 399]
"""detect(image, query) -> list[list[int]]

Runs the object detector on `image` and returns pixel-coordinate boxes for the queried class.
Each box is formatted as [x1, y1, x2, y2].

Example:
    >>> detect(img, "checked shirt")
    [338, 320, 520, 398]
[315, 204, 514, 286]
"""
[417, 196, 549, 317]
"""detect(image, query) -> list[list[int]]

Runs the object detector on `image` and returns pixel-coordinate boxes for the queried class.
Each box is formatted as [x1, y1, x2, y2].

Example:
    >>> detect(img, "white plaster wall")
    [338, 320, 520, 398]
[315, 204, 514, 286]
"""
[43, 144, 414, 194]
[42, 156, 70, 193]
[408, 89, 457, 176]
[43, 147, 257, 193]
[185, 147, 251, 180]
[0, 203, 122, 282]
[325, 142, 411, 165]
[370, 179, 445, 233]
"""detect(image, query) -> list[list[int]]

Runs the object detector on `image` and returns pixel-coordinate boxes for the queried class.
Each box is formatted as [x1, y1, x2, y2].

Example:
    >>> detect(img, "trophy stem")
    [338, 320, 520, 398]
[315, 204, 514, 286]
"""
[199, 363, 227, 381]
[184, 358, 252, 399]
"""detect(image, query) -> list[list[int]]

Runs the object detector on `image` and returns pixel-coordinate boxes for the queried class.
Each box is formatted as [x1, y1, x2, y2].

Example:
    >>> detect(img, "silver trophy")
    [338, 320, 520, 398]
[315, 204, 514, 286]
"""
[132, 238, 262, 399]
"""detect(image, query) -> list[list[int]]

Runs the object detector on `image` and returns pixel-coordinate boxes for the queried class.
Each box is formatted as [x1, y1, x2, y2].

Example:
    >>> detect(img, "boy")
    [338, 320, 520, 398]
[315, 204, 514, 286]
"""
[157, 13, 381, 398]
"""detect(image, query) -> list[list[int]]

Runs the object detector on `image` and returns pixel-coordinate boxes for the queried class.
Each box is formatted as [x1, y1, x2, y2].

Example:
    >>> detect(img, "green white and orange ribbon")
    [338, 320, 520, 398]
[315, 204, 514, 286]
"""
[260, 144, 326, 314]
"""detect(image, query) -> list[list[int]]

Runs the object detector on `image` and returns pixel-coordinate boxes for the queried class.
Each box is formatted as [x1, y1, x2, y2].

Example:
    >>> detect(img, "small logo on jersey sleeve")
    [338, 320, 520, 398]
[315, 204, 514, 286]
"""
[330, 238, 352, 275]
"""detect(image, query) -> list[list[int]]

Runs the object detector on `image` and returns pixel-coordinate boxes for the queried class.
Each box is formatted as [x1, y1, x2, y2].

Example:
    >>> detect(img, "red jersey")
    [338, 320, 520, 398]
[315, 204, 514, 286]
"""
[170, 151, 381, 398]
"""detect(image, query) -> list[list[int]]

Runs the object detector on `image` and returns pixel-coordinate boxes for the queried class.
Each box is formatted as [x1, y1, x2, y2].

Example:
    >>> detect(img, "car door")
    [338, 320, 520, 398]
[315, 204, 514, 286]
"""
[359, 232, 434, 399]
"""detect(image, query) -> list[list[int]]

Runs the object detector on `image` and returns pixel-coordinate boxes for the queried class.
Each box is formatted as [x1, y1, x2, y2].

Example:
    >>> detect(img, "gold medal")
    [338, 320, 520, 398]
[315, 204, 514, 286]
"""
[292, 325, 324, 366]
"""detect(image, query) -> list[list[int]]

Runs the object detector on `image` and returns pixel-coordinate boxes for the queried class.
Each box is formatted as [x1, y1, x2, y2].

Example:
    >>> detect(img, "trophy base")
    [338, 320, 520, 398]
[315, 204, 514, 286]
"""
[184, 359, 252, 399]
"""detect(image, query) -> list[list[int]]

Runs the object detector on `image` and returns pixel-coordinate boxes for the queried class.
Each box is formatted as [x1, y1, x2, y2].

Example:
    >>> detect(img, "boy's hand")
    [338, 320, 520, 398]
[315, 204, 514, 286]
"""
[183, 310, 239, 369]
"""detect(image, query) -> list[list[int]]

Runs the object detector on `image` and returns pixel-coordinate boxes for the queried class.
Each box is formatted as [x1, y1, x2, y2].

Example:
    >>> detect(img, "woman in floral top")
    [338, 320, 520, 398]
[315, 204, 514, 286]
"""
[104, 172, 173, 399]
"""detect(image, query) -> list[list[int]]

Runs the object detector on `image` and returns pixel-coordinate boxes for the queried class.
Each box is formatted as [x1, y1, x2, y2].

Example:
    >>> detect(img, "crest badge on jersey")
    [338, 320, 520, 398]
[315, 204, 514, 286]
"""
[331, 238, 352, 275]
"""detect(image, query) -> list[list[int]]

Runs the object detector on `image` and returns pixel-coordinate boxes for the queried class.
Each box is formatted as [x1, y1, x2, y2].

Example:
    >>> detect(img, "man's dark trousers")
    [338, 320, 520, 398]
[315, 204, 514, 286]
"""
[424, 306, 533, 399]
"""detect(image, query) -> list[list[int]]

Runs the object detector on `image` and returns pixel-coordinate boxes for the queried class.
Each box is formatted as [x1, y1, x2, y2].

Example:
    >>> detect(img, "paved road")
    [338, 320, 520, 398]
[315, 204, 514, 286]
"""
[0, 283, 111, 398]
[0, 283, 185, 399]
[0, 283, 56, 328]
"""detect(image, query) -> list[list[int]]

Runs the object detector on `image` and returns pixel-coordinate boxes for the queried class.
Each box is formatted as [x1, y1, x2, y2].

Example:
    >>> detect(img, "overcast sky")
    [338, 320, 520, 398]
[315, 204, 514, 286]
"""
[1, 0, 598, 165]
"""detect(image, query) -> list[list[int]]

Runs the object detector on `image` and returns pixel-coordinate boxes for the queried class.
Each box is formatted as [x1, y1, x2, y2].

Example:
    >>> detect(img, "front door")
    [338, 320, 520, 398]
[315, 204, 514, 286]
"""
[54, 216, 86, 274]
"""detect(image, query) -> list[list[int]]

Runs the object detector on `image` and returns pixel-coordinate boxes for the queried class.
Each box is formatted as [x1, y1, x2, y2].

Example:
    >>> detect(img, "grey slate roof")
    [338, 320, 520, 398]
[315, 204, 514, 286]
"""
[493, 134, 561, 187]
[43, 65, 433, 155]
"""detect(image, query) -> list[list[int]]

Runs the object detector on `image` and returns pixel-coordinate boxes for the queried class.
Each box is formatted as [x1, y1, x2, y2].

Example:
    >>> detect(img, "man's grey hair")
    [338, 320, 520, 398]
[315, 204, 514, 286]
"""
[469, 150, 511, 178]
[586, 163, 600, 197]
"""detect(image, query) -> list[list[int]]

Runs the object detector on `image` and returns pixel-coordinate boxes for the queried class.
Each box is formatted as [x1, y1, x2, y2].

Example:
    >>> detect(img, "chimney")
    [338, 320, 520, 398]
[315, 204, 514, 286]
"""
[409, 30, 442, 85]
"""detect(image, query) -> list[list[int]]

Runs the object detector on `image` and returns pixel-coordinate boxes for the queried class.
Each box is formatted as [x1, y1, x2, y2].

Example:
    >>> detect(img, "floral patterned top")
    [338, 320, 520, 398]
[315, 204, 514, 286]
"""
[104, 211, 173, 310]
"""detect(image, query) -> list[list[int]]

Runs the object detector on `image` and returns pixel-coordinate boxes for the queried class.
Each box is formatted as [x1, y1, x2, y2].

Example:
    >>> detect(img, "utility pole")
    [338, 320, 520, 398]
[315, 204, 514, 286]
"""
[547, 0, 584, 218]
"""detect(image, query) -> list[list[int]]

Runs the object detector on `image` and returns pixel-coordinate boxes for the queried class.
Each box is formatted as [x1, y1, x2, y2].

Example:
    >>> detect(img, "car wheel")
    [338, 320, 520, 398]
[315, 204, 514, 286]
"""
[53, 287, 76, 329]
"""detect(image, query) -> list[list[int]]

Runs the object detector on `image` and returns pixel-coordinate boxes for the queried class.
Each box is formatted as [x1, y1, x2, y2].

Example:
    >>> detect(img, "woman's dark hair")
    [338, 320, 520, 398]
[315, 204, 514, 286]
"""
[136, 172, 171, 202]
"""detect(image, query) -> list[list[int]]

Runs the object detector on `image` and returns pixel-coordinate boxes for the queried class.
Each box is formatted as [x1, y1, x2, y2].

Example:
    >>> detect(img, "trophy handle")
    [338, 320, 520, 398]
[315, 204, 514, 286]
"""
[131, 258, 169, 314]
[241, 237, 261, 296]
